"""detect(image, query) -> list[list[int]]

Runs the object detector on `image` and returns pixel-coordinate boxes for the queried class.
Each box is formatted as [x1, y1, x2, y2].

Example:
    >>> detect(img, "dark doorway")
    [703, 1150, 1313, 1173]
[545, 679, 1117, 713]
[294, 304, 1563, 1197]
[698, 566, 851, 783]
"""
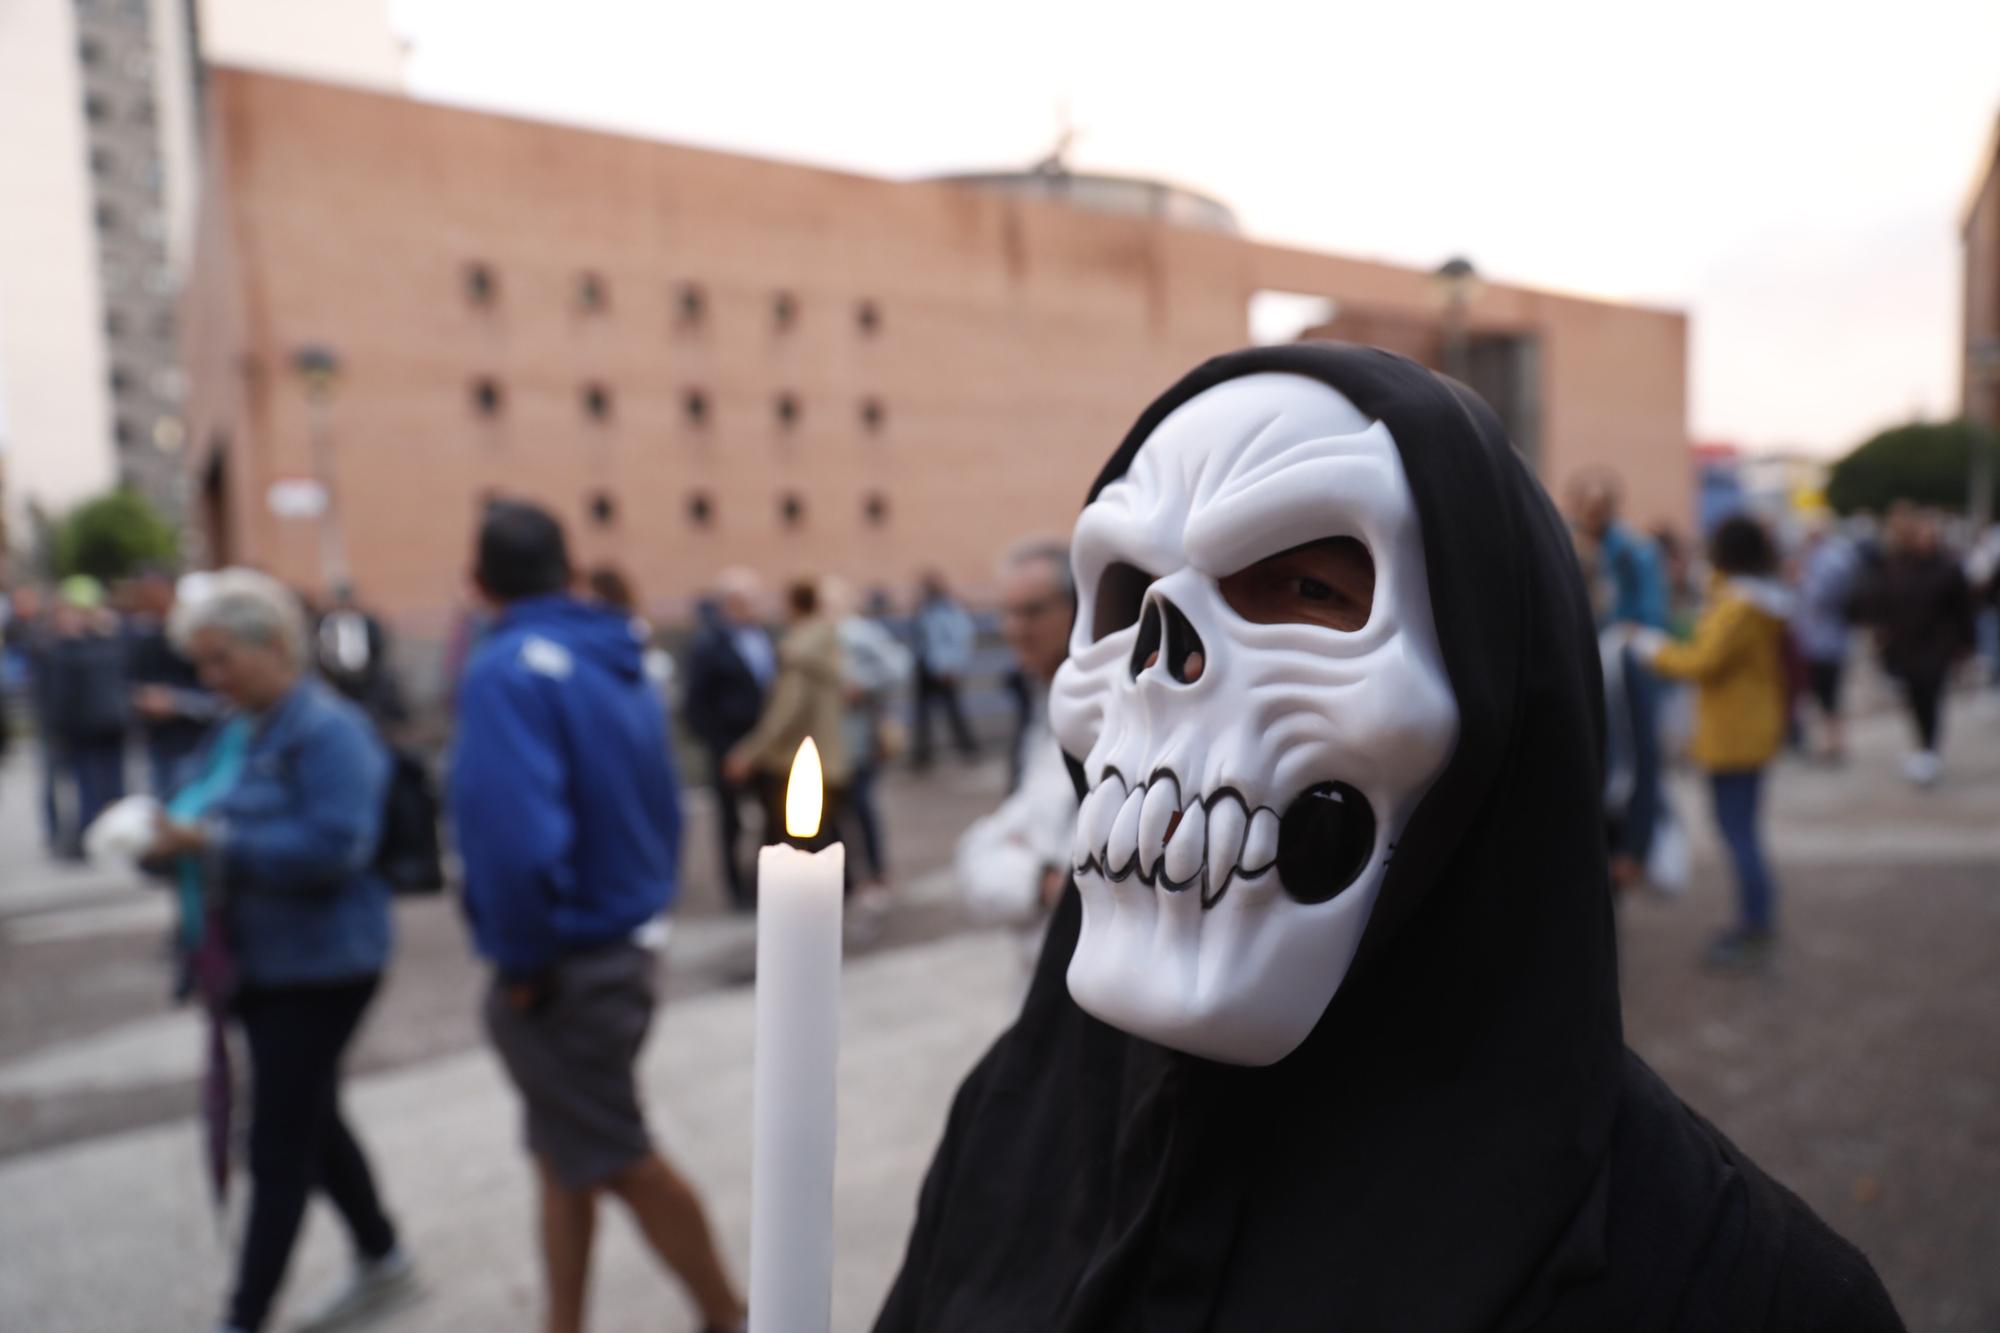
[201, 439, 234, 567]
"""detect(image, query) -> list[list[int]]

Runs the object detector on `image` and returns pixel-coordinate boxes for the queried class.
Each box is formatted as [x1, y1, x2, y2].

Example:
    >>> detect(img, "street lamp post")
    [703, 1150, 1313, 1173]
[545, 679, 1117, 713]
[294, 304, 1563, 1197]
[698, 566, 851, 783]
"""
[1971, 338, 2000, 531]
[291, 343, 350, 593]
[1433, 256, 1480, 383]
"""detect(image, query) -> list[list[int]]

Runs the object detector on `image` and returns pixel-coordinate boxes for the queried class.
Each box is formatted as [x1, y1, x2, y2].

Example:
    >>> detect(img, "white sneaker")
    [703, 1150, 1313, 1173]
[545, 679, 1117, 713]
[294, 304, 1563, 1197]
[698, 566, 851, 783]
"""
[292, 1248, 418, 1331]
[1903, 751, 1942, 788]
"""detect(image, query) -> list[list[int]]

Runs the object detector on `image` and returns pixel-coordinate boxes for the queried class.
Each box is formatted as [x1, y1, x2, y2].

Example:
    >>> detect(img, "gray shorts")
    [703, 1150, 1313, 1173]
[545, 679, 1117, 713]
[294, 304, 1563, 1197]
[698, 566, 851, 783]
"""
[483, 941, 657, 1189]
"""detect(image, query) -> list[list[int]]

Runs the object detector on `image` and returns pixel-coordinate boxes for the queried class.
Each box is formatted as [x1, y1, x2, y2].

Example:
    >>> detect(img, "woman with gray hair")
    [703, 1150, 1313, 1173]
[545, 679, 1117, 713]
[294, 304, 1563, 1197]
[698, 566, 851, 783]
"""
[143, 569, 414, 1333]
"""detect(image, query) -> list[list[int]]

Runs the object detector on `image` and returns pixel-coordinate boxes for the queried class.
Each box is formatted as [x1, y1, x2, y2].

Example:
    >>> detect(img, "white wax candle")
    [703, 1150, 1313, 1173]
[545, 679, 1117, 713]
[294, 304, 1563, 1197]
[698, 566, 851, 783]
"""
[749, 739, 843, 1333]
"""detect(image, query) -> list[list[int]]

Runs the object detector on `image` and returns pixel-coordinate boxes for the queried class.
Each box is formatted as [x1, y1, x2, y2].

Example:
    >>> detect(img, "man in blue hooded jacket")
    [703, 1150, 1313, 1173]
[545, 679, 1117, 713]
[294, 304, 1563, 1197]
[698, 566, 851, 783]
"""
[1569, 470, 1671, 888]
[452, 501, 745, 1333]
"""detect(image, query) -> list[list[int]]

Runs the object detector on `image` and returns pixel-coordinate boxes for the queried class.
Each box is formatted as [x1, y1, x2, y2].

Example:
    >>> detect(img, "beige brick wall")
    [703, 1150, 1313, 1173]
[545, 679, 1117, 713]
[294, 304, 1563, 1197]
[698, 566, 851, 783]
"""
[1965, 126, 2000, 428]
[183, 68, 1691, 642]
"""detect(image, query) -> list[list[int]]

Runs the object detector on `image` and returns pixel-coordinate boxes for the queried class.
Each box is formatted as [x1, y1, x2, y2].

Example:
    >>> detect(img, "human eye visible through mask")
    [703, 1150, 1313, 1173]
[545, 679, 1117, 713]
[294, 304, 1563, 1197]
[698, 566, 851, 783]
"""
[1217, 537, 1374, 632]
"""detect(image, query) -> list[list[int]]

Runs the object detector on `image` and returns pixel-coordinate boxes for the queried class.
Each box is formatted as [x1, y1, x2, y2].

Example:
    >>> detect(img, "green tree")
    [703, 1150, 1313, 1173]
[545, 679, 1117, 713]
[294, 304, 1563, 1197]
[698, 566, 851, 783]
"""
[1824, 418, 2000, 516]
[53, 488, 179, 581]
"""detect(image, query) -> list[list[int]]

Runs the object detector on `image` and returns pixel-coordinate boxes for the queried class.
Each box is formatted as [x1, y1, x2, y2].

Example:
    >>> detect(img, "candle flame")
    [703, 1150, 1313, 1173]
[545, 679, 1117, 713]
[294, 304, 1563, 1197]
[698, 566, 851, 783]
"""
[784, 737, 824, 839]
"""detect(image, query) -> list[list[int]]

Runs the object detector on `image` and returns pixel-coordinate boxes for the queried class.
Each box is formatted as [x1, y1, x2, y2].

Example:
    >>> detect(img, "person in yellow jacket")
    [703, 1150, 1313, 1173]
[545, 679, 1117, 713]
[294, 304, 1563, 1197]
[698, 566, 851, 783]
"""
[1629, 515, 1793, 970]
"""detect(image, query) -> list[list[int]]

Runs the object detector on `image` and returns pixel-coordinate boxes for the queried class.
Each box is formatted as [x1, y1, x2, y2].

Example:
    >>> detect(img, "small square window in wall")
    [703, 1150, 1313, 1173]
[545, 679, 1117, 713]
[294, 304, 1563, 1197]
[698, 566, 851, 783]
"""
[856, 300, 882, 336]
[779, 492, 806, 529]
[677, 282, 706, 326]
[465, 262, 497, 307]
[84, 93, 109, 122]
[772, 290, 798, 331]
[589, 492, 618, 528]
[114, 417, 137, 447]
[683, 388, 710, 427]
[688, 492, 714, 527]
[471, 377, 504, 417]
[863, 492, 890, 527]
[576, 271, 609, 313]
[775, 393, 800, 429]
[859, 397, 886, 432]
[582, 382, 614, 421]
[95, 202, 118, 231]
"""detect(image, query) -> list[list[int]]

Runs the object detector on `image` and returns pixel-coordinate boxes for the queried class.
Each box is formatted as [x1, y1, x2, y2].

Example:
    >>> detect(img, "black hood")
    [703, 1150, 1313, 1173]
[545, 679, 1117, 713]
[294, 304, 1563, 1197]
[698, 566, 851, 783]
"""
[875, 344, 1902, 1333]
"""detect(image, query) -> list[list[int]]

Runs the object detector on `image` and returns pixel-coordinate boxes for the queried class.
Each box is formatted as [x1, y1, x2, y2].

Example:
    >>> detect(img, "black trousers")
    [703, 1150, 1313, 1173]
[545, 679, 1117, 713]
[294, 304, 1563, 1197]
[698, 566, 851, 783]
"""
[230, 977, 397, 1333]
[706, 745, 762, 908]
[1904, 672, 1947, 752]
[912, 666, 976, 765]
[65, 736, 127, 854]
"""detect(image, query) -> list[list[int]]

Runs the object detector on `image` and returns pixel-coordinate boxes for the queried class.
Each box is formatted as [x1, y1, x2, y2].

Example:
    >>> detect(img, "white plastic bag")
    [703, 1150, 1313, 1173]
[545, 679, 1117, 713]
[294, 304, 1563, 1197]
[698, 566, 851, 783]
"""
[1646, 807, 1691, 898]
[82, 794, 163, 867]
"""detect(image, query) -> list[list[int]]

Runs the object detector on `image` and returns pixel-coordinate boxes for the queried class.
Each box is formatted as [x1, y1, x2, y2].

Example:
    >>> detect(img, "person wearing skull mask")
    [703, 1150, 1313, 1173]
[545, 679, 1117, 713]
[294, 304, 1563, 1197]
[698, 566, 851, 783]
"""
[875, 344, 1902, 1333]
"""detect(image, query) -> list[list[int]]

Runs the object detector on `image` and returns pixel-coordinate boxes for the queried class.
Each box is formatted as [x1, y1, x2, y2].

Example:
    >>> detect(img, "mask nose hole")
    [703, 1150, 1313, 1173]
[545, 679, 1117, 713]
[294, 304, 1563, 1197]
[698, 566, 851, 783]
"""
[1128, 602, 1162, 680]
[1128, 595, 1205, 685]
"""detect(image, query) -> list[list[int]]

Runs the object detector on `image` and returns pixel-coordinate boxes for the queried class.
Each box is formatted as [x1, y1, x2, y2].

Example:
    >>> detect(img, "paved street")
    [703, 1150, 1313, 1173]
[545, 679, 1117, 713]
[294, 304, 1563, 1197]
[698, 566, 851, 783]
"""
[1, 691, 1996, 1332]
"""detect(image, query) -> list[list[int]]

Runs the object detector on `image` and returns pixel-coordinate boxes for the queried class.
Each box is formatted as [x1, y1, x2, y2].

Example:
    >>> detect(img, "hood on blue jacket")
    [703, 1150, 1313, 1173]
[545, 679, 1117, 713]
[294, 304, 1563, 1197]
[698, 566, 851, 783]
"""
[450, 594, 682, 977]
[497, 596, 648, 681]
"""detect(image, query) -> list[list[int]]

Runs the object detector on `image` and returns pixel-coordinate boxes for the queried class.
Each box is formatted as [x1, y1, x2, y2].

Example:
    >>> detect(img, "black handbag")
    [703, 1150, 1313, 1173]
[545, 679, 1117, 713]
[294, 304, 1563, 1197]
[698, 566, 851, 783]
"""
[376, 747, 445, 894]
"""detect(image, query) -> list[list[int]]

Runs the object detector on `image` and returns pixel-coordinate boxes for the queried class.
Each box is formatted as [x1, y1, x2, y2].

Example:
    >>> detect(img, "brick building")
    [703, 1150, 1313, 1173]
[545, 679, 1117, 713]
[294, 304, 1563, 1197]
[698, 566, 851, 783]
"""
[181, 68, 1690, 651]
[1964, 113, 2000, 428]
[1963, 112, 2000, 528]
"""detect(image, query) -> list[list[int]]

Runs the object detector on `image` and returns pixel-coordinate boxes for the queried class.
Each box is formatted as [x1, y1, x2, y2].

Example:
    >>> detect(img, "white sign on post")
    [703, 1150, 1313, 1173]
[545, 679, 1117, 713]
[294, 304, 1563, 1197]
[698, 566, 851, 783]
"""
[266, 478, 328, 519]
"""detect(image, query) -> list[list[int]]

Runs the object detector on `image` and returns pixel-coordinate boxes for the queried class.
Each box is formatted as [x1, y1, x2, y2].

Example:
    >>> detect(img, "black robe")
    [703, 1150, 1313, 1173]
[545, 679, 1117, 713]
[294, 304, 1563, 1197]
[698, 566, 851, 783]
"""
[875, 344, 1903, 1332]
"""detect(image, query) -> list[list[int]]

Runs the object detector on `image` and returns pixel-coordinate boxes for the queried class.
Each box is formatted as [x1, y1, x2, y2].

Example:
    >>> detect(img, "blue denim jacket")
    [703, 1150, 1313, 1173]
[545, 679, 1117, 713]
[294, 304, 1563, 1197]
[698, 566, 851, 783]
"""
[207, 677, 393, 986]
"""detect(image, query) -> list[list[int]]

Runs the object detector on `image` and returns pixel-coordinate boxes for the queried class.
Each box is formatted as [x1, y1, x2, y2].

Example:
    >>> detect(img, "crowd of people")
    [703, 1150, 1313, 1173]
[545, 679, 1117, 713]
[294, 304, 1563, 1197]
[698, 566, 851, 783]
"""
[1, 463, 1991, 1330]
[0, 571, 403, 861]
[0, 496, 1036, 1333]
[1569, 479, 1999, 970]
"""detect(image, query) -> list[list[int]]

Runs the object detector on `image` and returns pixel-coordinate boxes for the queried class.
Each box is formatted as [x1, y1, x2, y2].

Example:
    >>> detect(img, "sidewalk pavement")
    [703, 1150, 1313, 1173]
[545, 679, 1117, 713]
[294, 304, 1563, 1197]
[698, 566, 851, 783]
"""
[0, 756, 1009, 1160]
[0, 928, 1024, 1333]
[2, 685, 1997, 1330]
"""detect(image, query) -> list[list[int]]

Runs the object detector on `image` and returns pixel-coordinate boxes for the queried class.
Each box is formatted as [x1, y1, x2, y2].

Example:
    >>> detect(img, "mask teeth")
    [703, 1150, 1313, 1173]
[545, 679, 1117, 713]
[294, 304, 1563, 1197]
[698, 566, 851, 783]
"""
[1161, 799, 1206, 888]
[1070, 808, 1097, 873]
[1135, 778, 1180, 879]
[1240, 807, 1280, 878]
[1202, 795, 1248, 905]
[1077, 771, 1279, 906]
[1086, 774, 1126, 872]
[1072, 783, 1100, 871]
[1105, 784, 1146, 878]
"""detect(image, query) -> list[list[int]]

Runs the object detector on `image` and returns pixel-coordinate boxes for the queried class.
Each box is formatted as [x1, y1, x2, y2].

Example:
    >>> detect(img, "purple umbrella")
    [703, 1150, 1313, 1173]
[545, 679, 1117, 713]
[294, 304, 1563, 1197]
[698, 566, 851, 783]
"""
[189, 905, 238, 1212]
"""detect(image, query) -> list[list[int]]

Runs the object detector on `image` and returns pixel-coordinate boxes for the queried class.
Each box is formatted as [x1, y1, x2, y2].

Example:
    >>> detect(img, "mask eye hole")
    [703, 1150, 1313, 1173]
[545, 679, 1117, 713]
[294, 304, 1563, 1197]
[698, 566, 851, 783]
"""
[1218, 536, 1374, 632]
[1092, 561, 1153, 642]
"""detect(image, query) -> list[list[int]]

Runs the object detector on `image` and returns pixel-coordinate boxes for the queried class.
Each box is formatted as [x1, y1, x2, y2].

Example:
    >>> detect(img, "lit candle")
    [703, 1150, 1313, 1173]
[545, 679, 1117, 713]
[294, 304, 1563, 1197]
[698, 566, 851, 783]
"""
[749, 737, 844, 1333]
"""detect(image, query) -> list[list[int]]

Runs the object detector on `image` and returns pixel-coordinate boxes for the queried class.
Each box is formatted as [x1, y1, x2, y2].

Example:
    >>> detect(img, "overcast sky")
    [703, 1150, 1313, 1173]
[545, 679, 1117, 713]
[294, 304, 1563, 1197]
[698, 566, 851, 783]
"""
[395, 0, 1999, 459]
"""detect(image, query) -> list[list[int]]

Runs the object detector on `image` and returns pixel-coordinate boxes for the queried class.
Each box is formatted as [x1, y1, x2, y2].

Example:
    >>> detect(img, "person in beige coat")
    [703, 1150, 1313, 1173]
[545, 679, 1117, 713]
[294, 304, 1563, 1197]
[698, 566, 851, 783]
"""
[722, 580, 850, 863]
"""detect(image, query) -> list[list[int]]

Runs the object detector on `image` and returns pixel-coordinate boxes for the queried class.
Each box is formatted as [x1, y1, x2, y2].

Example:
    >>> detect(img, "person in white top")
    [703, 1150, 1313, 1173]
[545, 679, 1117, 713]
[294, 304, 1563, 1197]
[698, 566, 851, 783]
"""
[956, 540, 1080, 961]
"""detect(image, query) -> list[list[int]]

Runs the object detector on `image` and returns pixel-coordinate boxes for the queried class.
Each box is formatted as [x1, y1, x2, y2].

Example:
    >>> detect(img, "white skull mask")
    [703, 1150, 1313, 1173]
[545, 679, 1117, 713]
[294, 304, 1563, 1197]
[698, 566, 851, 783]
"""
[1049, 372, 1459, 1065]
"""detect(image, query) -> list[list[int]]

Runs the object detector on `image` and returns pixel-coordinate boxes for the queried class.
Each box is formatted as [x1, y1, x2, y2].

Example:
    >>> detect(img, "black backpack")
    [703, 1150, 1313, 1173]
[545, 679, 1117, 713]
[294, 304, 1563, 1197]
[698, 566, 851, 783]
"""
[376, 747, 445, 895]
